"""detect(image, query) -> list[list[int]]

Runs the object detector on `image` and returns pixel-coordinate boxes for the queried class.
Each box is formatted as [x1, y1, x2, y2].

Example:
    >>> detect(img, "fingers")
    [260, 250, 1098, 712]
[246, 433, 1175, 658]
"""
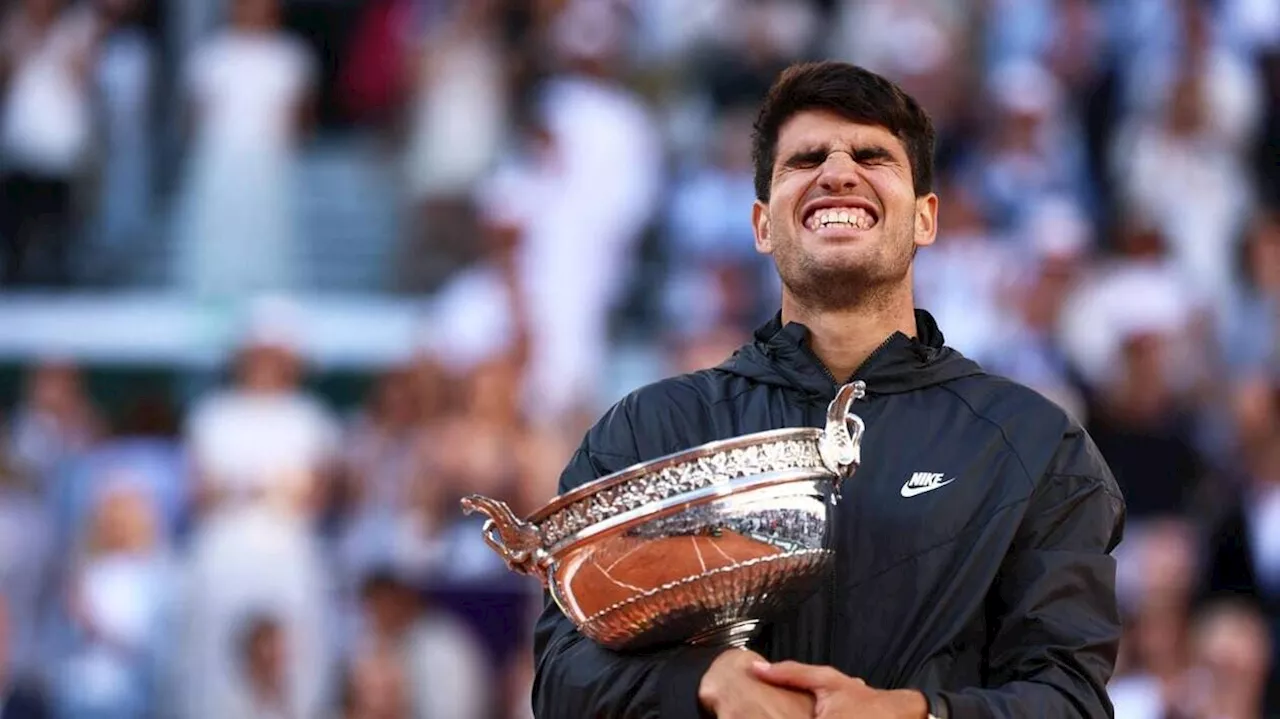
[750, 660, 852, 691]
[716, 688, 814, 719]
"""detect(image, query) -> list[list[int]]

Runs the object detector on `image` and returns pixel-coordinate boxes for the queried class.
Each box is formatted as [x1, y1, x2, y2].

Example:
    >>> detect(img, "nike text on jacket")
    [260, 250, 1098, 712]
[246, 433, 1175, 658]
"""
[531, 309, 1126, 719]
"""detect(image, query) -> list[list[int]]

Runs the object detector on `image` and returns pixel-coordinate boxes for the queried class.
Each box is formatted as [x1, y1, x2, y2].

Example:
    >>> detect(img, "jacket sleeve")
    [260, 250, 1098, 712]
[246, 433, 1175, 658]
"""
[929, 427, 1126, 719]
[531, 406, 728, 719]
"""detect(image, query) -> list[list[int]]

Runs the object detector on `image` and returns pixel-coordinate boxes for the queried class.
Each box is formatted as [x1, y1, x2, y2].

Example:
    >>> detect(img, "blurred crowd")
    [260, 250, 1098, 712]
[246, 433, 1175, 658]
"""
[0, 0, 1277, 717]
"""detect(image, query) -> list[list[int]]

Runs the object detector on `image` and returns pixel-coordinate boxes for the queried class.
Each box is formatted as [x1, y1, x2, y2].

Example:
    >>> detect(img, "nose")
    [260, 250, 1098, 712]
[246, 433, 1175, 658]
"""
[817, 151, 862, 193]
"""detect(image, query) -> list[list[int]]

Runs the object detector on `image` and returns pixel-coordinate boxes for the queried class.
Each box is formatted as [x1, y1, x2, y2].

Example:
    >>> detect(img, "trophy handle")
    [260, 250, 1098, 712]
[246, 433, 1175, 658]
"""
[819, 381, 866, 478]
[460, 494, 548, 581]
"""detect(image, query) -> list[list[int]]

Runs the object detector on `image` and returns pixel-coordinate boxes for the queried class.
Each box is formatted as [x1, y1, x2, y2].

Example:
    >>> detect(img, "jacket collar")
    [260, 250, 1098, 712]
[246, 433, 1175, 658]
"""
[726, 308, 980, 398]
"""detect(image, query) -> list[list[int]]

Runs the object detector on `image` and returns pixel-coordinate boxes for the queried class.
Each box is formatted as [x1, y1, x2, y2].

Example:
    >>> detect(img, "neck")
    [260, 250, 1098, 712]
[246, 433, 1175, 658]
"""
[780, 285, 918, 381]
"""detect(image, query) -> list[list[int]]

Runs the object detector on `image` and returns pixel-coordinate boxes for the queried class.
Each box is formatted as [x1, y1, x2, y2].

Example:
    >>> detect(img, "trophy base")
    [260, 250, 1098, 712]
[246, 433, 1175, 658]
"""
[689, 620, 760, 649]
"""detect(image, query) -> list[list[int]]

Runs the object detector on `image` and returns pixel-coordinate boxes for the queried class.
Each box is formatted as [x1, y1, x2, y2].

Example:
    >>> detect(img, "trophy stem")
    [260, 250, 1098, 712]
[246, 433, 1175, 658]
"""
[688, 620, 761, 650]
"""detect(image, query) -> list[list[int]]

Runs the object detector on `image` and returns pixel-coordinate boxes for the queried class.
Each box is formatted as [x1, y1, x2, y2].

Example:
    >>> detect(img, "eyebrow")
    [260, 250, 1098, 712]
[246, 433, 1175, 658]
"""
[780, 144, 899, 168]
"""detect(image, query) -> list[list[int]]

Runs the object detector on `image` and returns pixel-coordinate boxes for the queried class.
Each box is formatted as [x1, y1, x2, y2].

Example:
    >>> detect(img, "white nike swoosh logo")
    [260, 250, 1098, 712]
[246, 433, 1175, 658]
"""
[900, 477, 956, 497]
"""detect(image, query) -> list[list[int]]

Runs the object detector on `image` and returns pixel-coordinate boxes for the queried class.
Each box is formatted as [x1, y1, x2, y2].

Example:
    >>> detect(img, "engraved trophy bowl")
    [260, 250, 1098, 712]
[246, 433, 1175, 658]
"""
[460, 382, 866, 652]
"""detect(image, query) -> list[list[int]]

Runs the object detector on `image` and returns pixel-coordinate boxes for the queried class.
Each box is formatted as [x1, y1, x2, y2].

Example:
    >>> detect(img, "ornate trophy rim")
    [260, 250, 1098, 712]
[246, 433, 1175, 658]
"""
[529, 426, 825, 523]
[460, 381, 866, 583]
[545, 467, 831, 556]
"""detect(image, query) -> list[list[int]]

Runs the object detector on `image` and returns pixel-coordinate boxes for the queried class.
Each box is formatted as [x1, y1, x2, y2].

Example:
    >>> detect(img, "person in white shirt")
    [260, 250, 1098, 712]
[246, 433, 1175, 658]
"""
[0, 0, 101, 286]
[173, 0, 316, 298]
[179, 303, 341, 719]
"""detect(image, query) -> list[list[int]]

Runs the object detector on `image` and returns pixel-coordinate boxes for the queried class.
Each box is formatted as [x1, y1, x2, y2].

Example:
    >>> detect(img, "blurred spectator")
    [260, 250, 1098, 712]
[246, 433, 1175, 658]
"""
[1221, 212, 1280, 401]
[663, 105, 774, 335]
[426, 195, 529, 383]
[978, 198, 1094, 422]
[1086, 328, 1208, 521]
[1110, 7, 1262, 321]
[352, 570, 488, 719]
[184, 301, 339, 518]
[1202, 419, 1280, 714]
[0, 454, 53, 686]
[379, 357, 525, 584]
[342, 365, 424, 519]
[0, 593, 52, 719]
[334, 362, 435, 603]
[172, 0, 317, 298]
[830, 0, 970, 135]
[1183, 600, 1273, 719]
[1110, 518, 1200, 717]
[505, 0, 663, 425]
[338, 644, 410, 719]
[401, 0, 509, 219]
[361, 0, 511, 291]
[0, 0, 100, 287]
[51, 477, 176, 718]
[7, 359, 102, 489]
[179, 302, 340, 719]
[1059, 220, 1205, 401]
[1113, 594, 1274, 719]
[960, 59, 1093, 233]
[691, 0, 814, 111]
[51, 394, 189, 549]
[912, 176, 1019, 365]
[89, 0, 154, 275]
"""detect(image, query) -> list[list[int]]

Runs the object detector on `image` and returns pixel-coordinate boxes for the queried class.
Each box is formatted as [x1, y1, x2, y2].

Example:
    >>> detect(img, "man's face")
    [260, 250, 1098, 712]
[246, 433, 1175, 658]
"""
[753, 110, 936, 309]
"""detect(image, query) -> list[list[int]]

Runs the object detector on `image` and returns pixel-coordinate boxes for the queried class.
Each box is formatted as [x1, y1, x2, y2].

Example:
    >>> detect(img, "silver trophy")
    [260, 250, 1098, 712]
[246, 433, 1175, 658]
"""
[461, 382, 866, 651]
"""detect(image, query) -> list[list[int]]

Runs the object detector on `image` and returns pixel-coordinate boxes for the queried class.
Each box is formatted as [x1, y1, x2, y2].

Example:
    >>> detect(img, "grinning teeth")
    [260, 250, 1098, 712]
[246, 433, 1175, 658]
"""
[811, 207, 874, 230]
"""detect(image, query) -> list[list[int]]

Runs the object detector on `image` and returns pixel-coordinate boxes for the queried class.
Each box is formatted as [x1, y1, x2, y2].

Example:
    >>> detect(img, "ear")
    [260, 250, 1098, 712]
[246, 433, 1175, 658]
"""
[913, 193, 939, 249]
[753, 200, 772, 254]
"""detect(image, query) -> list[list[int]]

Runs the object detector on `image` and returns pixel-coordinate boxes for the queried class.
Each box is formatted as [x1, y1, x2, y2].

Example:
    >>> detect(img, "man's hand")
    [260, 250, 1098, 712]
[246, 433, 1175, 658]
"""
[699, 649, 815, 718]
[751, 660, 929, 719]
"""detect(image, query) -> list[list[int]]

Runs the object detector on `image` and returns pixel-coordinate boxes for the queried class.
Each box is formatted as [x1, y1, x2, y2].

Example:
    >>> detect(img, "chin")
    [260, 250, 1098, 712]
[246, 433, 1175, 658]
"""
[807, 242, 879, 270]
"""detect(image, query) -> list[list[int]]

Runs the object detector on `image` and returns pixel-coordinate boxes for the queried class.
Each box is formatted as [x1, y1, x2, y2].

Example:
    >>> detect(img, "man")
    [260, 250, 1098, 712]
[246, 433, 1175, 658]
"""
[531, 62, 1125, 718]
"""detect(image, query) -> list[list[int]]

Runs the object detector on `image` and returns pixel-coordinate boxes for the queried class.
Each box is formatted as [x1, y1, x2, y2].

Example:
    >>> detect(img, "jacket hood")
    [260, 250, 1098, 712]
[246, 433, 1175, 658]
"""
[717, 308, 985, 398]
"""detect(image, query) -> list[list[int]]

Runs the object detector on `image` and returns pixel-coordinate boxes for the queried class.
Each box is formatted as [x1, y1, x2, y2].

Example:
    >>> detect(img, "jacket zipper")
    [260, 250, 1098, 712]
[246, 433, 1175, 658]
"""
[824, 378, 865, 666]
[822, 337, 889, 666]
[799, 333, 891, 664]
[802, 333, 897, 394]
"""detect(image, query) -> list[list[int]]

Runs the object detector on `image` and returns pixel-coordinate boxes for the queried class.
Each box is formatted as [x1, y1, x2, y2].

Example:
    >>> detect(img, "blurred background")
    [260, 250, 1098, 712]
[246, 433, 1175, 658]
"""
[0, 0, 1275, 717]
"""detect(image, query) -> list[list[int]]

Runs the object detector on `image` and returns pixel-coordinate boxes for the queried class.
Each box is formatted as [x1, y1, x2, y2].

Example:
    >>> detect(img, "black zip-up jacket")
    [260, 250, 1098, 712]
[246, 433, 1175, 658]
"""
[531, 309, 1126, 718]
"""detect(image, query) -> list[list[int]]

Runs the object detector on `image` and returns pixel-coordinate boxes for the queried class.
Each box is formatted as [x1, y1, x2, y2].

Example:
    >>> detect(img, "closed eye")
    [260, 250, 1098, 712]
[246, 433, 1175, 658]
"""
[781, 150, 828, 169]
[852, 146, 895, 165]
[781, 145, 898, 170]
